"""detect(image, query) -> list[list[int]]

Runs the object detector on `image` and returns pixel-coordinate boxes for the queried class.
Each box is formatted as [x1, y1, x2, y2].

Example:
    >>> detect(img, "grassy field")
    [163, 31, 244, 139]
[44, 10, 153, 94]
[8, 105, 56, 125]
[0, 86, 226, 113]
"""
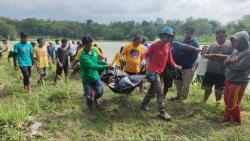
[0, 54, 250, 141]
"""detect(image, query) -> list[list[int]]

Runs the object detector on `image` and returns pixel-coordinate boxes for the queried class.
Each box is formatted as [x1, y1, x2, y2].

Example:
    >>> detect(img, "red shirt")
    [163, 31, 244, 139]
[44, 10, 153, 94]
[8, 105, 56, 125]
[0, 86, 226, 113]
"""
[142, 41, 177, 74]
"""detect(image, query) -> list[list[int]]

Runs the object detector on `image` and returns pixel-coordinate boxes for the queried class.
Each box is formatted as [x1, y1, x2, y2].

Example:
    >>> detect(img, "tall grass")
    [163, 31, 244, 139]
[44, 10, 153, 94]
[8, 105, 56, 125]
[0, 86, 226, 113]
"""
[0, 54, 250, 141]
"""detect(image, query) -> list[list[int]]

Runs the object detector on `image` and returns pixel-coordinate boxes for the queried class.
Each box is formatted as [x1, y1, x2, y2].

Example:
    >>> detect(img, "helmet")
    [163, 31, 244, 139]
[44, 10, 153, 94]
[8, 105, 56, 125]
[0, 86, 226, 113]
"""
[159, 27, 175, 36]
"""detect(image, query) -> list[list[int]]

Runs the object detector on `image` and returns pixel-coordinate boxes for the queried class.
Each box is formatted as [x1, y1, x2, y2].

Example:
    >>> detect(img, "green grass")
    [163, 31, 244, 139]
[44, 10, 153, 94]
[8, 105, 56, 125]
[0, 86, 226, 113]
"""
[0, 55, 250, 141]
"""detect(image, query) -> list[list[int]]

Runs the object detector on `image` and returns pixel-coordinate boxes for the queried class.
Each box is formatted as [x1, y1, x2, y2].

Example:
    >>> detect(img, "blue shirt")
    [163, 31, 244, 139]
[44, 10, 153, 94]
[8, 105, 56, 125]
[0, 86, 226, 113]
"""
[14, 42, 33, 66]
[47, 46, 54, 58]
[53, 44, 60, 52]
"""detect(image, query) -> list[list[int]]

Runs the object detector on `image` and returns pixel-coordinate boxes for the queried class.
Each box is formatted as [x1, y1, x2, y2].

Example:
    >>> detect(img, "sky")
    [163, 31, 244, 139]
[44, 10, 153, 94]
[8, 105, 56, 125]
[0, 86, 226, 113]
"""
[0, 0, 249, 24]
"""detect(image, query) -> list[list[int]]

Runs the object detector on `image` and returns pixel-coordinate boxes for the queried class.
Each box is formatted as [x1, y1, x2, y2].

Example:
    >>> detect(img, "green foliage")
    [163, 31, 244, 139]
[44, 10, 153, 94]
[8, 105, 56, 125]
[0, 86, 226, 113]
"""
[1, 44, 250, 140]
[0, 15, 250, 43]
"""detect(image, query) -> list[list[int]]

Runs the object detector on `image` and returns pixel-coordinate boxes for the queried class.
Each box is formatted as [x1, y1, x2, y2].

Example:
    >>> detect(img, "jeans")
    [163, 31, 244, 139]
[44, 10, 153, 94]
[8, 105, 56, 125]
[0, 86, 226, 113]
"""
[83, 78, 103, 107]
[19, 66, 31, 86]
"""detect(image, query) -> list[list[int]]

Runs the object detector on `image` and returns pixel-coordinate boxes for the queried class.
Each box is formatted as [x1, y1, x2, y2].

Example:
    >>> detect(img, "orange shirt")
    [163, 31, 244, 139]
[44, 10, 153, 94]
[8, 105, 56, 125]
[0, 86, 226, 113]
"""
[122, 43, 144, 73]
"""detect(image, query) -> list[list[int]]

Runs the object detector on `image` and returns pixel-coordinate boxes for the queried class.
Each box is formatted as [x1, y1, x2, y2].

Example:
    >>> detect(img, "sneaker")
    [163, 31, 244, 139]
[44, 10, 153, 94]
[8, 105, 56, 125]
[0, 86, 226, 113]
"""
[93, 99, 102, 110]
[140, 104, 150, 111]
[158, 111, 172, 121]
[181, 99, 188, 104]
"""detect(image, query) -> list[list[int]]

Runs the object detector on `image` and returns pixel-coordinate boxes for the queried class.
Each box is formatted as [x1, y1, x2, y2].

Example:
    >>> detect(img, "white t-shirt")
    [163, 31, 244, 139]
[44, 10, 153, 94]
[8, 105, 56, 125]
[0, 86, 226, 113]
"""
[69, 44, 78, 56]
[195, 54, 208, 76]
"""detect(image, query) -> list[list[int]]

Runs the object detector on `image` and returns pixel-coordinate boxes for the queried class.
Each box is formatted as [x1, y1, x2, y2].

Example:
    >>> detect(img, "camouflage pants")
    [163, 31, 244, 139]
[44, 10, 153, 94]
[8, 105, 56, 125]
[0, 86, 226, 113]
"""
[142, 74, 165, 112]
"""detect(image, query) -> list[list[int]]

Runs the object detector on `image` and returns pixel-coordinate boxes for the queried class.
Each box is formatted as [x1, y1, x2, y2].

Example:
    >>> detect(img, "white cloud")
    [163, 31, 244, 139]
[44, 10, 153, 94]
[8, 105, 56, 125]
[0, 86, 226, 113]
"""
[0, 0, 249, 24]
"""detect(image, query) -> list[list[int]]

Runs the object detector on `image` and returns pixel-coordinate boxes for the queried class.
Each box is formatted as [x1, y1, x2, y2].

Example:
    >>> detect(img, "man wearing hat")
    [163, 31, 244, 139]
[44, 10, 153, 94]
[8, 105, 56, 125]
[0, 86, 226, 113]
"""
[13, 33, 33, 93]
[140, 27, 181, 120]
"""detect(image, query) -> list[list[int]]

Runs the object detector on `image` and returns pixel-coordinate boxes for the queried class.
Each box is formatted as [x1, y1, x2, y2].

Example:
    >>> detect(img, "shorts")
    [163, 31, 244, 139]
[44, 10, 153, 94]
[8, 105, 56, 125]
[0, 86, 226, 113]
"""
[202, 72, 225, 93]
[8, 51, 14, 58]
[161, 71, 173, 89]
[37, 68, 48, 76]
[56, 64, 68, 76]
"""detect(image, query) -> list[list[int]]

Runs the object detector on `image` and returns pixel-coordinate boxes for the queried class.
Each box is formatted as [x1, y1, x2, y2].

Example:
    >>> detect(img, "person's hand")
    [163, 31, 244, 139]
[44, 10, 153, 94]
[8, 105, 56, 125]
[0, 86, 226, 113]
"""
[14, 66, 19, 71]
[68, 66, 72, 70]
[227, 57, 237, 64]
[196, 48, 202, 52]
[140, 59, 146, 67]
[59, 63, 63, 68]
[48, 59, 52, 65]
[175, 65, 182, 70]
[204, 54, 214, 58]
[106, 64, 114, 70]
[120, 58, 126, 66]
[32, 65, 36, 70]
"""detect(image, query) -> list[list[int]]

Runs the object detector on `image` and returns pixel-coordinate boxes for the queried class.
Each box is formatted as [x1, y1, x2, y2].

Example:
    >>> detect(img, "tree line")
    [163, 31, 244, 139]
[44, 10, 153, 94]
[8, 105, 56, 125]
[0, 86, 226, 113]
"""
[0, 15, 250, 42]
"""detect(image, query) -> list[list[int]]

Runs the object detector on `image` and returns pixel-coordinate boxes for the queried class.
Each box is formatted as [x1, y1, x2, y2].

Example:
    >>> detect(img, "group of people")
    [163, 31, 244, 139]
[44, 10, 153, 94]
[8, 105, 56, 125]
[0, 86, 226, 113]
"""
[1, 26, 250, 125]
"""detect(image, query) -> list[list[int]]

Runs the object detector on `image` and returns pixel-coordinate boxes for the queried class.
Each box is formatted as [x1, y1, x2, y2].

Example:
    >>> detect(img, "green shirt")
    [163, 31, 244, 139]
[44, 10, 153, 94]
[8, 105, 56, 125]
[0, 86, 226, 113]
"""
[79, 49, 107, 83]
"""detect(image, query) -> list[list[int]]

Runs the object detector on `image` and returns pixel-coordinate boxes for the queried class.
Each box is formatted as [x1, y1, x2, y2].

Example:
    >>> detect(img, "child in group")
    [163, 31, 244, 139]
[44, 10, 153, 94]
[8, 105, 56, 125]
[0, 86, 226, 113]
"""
[55, 39, 69, 83]
[195, 46, 209, 83]
[33, 38, 49, 84]
[220, 31, 250, 124]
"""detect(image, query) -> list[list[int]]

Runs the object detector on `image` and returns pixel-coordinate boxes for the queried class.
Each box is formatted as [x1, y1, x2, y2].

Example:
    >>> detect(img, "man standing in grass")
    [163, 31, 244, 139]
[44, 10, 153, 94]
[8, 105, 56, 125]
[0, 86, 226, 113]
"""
[220, 31, 250, 124]
[55, 39, 69, 83]
[13, 33, 33, 93]
[79, 35, 113, 111]
[171, 27, 200, 103]
[141, 27, 181, 120]
[33, 38, 49, 84]
[202, 30, 233, 103]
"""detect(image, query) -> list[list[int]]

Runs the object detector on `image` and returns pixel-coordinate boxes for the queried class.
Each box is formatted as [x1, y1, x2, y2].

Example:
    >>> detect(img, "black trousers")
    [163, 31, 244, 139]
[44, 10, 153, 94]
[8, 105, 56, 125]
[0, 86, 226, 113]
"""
[20, 66, 31, 86]
[56, 64, 68, 77]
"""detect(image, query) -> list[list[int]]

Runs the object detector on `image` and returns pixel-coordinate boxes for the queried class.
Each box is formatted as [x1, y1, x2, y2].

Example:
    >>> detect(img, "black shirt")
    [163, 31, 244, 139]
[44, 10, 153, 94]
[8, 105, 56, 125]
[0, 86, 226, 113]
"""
[56, 47, 69, 66]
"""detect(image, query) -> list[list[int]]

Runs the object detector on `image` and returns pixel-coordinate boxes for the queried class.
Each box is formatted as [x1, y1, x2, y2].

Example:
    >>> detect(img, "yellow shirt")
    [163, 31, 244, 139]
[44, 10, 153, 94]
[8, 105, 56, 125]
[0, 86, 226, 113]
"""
[122, 43, 144, 73]
[76, 47, 104, 61]
[112, 52, 121, 66]
[33, 46, 49, 68]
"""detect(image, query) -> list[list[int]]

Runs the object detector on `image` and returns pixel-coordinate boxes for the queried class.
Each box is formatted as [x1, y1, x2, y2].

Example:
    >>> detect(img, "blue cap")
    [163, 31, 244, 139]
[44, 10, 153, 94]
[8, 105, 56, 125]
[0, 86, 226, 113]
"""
[20, 32, 29, 38]
[159, 27, 175, 36]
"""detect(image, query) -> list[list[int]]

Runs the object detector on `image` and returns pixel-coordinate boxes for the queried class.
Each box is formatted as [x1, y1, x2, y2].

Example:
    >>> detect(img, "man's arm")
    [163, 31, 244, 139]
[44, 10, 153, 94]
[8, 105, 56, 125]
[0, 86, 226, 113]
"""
[82, 57, 107, 70]
[184, 44, 201, 51]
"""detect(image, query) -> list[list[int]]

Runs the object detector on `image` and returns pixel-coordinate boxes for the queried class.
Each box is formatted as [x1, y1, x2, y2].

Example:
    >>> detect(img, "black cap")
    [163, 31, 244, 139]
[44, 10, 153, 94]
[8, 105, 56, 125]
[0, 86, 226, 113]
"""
[20, 32, 29, 38]
[82, 35, 93, 45]
[61, 39, 68, 43]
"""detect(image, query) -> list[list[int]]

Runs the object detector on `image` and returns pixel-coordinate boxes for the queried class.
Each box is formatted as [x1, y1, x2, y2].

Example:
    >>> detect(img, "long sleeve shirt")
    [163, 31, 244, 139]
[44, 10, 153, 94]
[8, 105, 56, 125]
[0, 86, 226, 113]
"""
[142, 41, 177, 74]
